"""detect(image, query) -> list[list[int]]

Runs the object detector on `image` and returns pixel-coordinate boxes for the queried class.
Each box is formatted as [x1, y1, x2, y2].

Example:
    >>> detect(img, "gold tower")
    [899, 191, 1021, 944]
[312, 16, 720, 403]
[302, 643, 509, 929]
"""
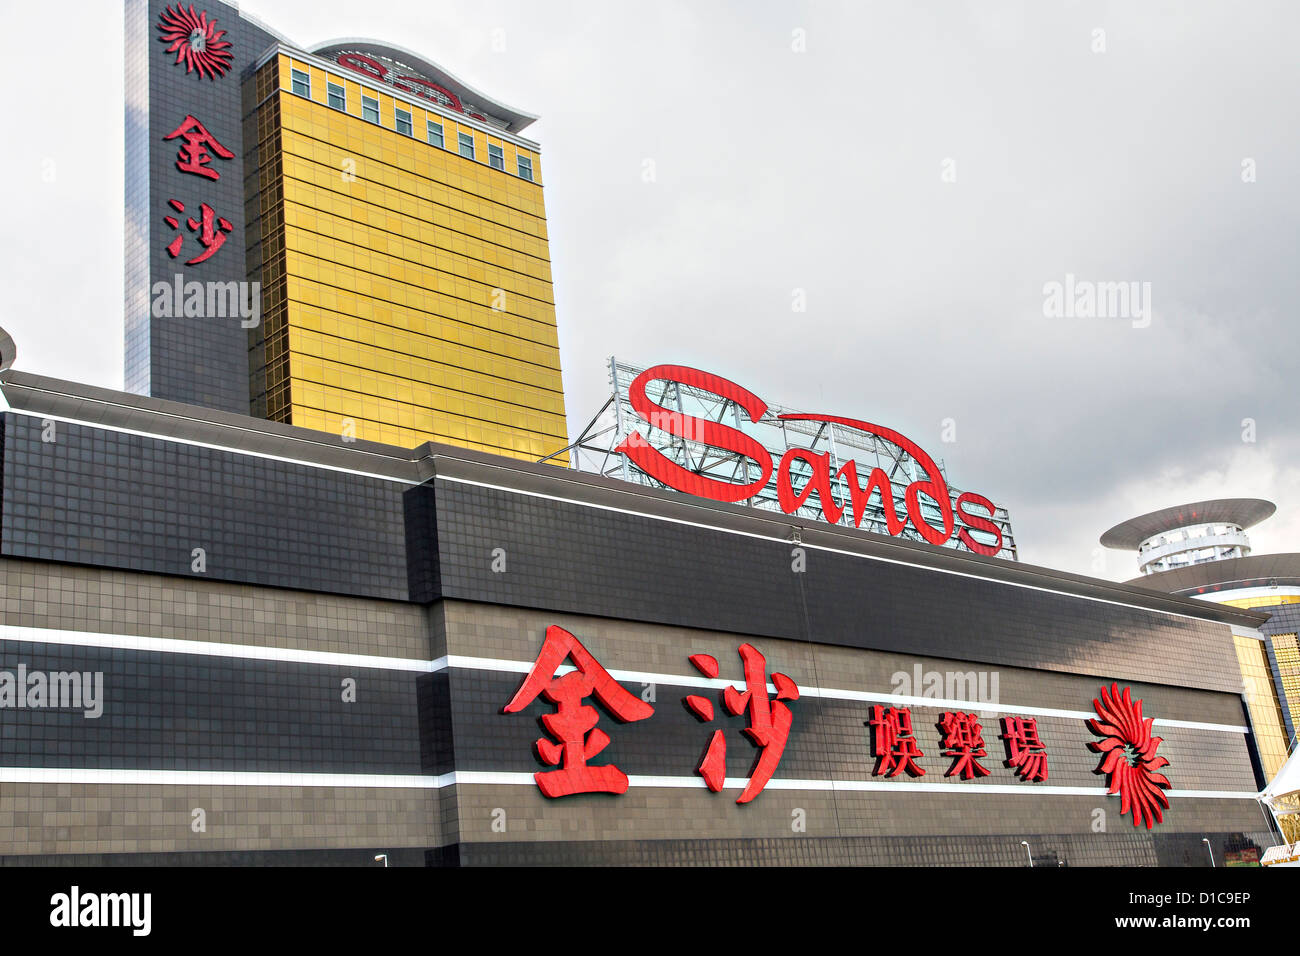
[245, 41, 567, 462]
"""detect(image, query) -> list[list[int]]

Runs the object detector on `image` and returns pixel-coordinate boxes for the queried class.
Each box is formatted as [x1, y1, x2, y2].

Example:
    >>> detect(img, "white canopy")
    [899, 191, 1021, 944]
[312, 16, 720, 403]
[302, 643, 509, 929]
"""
[1261, 745, 1300, 809]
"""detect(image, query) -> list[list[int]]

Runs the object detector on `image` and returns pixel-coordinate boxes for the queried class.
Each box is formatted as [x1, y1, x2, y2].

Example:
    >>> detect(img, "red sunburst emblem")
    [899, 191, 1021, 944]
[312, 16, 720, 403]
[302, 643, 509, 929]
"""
[158, 5, 234, 80]
[1087, 683, 1172, 829]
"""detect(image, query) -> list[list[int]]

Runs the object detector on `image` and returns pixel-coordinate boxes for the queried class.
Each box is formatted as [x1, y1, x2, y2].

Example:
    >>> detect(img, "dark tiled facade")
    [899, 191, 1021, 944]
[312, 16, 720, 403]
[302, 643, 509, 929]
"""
[1, 413, 407, 600]
[125, 0, 277, 413]
[0, 370, 1281, 866]
[0, 638, 426, 773]
[428, 481, 1243, 693]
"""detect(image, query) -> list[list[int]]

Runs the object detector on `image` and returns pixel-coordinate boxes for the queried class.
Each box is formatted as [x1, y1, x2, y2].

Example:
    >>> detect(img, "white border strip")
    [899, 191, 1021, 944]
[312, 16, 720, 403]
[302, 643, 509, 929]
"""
[2, 407, 416, 485]
[0, 767, 1258, 800]
[0, 627, 1249, 734]
[0, 624, 435, 673]
[0, 767, 443, 788]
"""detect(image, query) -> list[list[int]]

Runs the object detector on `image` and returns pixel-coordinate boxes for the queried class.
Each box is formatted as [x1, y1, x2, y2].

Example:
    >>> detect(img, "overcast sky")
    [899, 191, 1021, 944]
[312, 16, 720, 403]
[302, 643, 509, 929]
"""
[1, 0, 1296, 579]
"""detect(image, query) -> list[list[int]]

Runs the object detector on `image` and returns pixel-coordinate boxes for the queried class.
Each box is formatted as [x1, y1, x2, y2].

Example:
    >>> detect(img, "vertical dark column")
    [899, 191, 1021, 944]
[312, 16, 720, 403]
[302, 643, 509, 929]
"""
[126, 0, 278, 414]
[404, 482, 443, 604]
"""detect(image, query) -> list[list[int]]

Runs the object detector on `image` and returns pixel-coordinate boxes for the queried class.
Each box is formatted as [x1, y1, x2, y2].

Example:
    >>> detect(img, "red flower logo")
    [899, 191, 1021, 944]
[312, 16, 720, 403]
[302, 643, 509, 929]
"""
[1087, 683, 1171, 829]
[158, 5, 234, 80]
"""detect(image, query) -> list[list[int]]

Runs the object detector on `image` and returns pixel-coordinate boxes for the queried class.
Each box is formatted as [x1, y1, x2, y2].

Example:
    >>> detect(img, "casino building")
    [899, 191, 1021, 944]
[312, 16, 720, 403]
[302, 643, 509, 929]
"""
[0, 0, 1281, 866]
[1104, 498, 1300, 841]
[0, 343, 1281, 865]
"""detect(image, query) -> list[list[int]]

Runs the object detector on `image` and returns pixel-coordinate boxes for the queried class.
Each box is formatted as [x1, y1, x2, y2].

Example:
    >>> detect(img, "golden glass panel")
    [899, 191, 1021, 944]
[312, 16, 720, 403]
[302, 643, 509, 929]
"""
[1235, 635, 1292, 780]
[247, 83, 567, 465]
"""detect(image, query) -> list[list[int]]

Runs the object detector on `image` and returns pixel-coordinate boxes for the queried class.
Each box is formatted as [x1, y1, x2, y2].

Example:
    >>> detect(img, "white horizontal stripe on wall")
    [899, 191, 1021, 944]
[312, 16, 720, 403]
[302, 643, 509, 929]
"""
[0, 767, 1260, 800]
[0, 767, 444, 788]
[0, 407, 415, 484]
[0, 624, 435, 673]
[0, 626, 1249, 734]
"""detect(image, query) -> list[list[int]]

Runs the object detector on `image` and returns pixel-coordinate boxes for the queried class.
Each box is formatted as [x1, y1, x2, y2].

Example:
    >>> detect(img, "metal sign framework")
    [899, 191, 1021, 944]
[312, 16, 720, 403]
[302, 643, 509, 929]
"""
[546, 357, 1018, 560]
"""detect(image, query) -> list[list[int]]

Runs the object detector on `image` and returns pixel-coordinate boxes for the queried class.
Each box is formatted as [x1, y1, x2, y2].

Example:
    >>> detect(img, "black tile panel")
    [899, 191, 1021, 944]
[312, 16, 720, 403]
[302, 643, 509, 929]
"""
[127, 0, 278, 413]
[450, 830, 1275, 867]
[431, 481, 1243, 693]
[0, 413, 409, 600]
[0, 640, 424, 773]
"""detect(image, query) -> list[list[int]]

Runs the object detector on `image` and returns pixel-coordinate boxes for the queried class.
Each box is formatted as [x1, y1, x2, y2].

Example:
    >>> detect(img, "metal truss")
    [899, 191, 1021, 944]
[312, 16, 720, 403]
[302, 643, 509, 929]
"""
[544, 357, 1017, 560]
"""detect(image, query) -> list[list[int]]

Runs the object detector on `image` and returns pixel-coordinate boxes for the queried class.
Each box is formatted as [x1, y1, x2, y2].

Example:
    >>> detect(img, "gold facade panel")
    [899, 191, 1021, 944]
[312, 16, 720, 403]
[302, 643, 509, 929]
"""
[283, 291, 560, 370]
[1235, 635, 1291, 780]
[250, 67, 566, 463]
[308, 65, 327, 102]
[284, 323, 565, 413]
[289, 400, 562, 462]
[1221, 594, 1300, 610]
[282, 199, 555, 303]
[288, 306, 560, 383]
[278, 99, 548, 221]
[283, 245, 561, 348]
[276, 178, 551, 282]
[277, 143, 550, 254]
[286, 357, 566, 442]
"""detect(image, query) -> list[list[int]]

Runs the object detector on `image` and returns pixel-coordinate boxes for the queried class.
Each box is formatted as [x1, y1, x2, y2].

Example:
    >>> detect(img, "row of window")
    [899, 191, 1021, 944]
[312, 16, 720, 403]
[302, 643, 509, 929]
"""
[290, 68, 535, 182]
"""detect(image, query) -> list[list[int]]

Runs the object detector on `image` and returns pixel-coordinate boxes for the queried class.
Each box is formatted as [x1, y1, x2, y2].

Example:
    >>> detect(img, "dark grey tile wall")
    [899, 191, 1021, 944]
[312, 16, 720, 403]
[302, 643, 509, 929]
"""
[0, 847, 429, 867]
[127, 0, 277, 413]
[446, 830, 1276, 867]
[432, 481, 1243, 693]
[0, 609, 1257, 812]
[404, 483, 441, 605]
[0, 414, 409, 600]
[0, 413, 1247, 696]
[0, 640, 426, 773]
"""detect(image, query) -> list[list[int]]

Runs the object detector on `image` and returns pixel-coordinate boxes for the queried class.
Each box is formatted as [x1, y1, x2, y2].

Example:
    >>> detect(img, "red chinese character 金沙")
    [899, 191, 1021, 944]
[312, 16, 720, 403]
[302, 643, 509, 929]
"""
[503, 625, 654, 798]
[685, 644, 799, 804]
[164, 115, 235, 181]
[164, 199, 233, 265]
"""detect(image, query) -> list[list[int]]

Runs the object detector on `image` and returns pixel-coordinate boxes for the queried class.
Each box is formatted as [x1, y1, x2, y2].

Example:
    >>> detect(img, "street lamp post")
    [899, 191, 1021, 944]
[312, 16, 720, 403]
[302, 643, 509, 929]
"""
[374, 853, 389, 867]
[1201, 838, 1215, 868]
[1020, 840, 1032, 867]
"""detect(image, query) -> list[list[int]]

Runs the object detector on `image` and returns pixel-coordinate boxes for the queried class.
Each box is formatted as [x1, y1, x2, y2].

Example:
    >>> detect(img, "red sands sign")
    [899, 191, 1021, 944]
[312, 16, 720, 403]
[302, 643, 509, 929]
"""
[614, 364, 1004, 554]
[326, 50, 489, 123]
